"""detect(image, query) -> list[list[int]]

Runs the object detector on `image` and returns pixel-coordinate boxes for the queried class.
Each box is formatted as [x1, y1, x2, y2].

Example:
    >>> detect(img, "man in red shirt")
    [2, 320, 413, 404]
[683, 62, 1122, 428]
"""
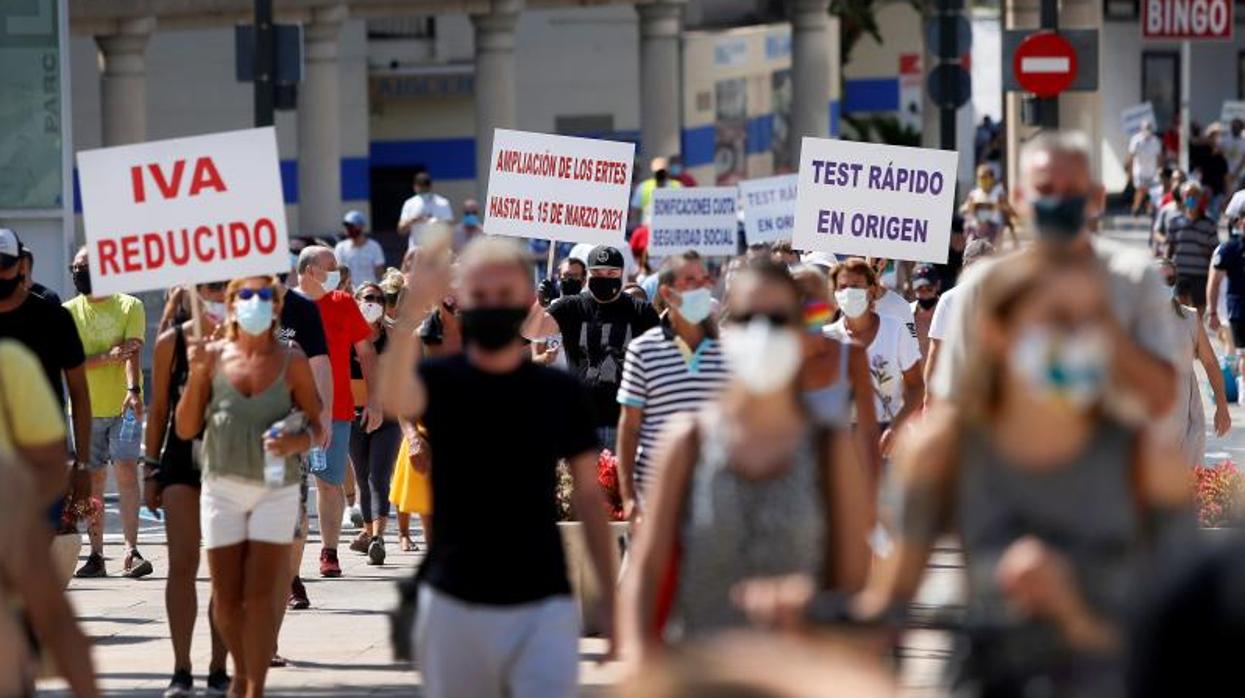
[295, 246, 381, 577]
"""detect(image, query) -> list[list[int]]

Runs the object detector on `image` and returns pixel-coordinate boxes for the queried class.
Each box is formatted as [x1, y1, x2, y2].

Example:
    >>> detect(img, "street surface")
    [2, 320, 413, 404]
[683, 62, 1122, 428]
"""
[38, 222, 1245, 696]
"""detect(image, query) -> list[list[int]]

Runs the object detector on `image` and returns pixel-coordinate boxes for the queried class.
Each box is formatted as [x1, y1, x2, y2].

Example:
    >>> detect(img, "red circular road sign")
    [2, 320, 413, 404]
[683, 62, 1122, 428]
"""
[1013, 31, 1078, 98]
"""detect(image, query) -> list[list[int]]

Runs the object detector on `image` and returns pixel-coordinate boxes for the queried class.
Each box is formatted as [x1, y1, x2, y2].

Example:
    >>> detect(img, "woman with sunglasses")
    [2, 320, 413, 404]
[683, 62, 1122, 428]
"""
[143, 280, 230, 696]
[618, 259, 870, 661]
[176, 277, 324, 698]
[346, 282, 403, 564]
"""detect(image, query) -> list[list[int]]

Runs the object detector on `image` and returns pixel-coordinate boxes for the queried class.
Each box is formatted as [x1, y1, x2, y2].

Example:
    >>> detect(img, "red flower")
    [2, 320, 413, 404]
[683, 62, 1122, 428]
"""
[1192, 460, 1241, 528]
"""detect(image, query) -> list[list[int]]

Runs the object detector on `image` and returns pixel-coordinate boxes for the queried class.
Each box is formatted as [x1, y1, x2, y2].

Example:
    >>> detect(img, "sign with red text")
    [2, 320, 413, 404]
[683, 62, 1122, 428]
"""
[76, 127, 290, 295]
[484, 129, 635, 246]
[793, 137, 957, 264]
[1143, 0, 1233, 39]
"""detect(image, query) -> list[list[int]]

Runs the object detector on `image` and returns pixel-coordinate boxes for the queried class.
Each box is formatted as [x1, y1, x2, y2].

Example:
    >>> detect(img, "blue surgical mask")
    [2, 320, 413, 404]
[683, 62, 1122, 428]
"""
[1184, 196, 1200, 211]
[676, 287, 713, 324]
[1031, 195, 1087, 243]
[235, 297, 275, 336]
[322, 270, 341, 290]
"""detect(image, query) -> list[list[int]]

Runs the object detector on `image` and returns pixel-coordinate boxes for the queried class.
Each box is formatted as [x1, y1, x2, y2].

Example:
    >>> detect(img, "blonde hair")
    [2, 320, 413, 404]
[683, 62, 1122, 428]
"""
[224, 276, 285, 340]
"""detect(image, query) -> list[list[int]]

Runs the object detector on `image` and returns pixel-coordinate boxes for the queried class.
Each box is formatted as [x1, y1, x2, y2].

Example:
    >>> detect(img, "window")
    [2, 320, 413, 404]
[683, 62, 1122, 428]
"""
[1104, 0, 1138, 20]
[367, 17, 435, 40]
[1142, 50, 1179, 130]
[555, 115, 615, 138]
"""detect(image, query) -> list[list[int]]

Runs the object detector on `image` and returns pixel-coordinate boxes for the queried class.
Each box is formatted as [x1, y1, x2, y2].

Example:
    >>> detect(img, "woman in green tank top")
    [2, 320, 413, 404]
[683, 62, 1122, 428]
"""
[175, 275, 324, 698]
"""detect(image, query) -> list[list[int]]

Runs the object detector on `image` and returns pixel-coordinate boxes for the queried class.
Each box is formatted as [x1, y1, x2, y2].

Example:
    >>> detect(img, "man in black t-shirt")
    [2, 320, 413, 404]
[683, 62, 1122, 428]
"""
[0, 228, 91, 476]
[380, 237, 617, 698]
[534, 245, 659, 444]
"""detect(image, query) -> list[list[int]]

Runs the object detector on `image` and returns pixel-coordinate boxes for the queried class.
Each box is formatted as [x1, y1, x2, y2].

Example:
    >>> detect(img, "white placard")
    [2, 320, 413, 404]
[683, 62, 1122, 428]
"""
[648, 187, 739, 258]
[1222, 101, 1245, 125]
[739, 174, 798, 245]
[793, 137, 957, 264]
[76, 127, 290, 296]
[484, 129, 635, 246]
[1121, 102, 1157, 138]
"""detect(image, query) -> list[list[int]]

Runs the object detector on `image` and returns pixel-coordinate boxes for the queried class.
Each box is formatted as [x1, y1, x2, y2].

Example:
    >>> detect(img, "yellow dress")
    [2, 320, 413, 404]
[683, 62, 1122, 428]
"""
[389, 437, 431, 515]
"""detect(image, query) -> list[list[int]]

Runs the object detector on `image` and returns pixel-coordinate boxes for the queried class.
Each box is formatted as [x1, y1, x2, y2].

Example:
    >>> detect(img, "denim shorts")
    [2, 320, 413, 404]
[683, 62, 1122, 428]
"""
[311, 420, 352, 486]
[87, 415, 143, 471]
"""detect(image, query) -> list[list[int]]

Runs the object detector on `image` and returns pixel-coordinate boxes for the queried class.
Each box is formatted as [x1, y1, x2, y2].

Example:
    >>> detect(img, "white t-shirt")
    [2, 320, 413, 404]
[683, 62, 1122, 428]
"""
[874, 288, 916, 330]
[825, 314, 921, 423]
[1219, 133, 1245, 177]
[1129, 132, 1163, 183]
[400, 193, 455, 250]
[334, 238, 386, 288]
[966, 183, 1007, 227]
[927, 283, 963, 342]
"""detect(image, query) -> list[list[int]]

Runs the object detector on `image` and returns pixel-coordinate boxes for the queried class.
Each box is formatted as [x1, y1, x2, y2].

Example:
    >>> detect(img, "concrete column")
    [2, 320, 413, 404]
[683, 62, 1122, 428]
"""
[298, 5, 346, 233]
[471, 0, 522, 196]
[637, 0, 684, 160]
[96, 17, 155, 147]
[789, 0, 832, 150]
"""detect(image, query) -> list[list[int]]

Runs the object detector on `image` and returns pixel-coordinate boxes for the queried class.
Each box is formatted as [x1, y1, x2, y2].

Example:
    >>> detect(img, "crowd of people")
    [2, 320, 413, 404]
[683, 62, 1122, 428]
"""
[1, 128, 1244, 698]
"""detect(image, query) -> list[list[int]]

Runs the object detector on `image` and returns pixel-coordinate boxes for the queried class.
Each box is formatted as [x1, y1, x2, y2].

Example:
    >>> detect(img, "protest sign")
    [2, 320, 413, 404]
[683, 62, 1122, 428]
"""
[739, 174, 797, 245]
[793, 137, 957, 264]
[1121, 102, 1157, 138]
[648, 187, 739, 258]
[1222, 101, 1245, 125]
[484, 129, 635, 246]
[76, 127, 290, 296]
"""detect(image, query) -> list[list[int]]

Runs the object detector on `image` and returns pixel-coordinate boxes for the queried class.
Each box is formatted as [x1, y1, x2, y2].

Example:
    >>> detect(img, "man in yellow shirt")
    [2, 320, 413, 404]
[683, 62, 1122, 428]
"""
[0, 340, 70, 505]
[64, 248, 149, 578]
[630, 156, 683, 225]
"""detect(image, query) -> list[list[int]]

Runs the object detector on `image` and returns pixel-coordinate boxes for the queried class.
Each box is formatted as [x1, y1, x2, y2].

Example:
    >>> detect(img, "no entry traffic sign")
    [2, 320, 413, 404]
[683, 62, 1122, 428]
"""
[1143, 0, 1233, 40]
[1012, 31, 1078, 98]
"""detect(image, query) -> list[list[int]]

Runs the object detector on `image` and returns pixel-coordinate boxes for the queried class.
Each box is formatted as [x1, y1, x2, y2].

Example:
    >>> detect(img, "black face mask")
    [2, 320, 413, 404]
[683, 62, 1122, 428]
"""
[72, 268, 92, 296]
[459, 307, 527, 350]
[916, 296, 938, 310]
[1031, 195, 1087, 243]
[559, 278, 584, 296]
[588, 276, 622, 302]
[0, 274, 22, 300]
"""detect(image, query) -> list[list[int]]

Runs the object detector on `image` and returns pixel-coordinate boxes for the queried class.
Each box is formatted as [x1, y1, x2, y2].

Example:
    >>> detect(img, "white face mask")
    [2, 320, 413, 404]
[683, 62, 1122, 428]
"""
[202, 300, 226, 322]
[359, 301, 384, 324]
[721, 319, 803, 395]
[1009, 326, 1110, 411]
[322, 269, 341, 291]
[835, 287, 870, 319]
[675, 287, 714, 324]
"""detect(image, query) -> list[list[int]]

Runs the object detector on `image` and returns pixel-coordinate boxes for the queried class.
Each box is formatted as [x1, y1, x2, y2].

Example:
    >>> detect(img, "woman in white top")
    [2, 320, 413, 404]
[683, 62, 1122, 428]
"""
[824, 258, 924, 456]
[961, 164, 1018, 249]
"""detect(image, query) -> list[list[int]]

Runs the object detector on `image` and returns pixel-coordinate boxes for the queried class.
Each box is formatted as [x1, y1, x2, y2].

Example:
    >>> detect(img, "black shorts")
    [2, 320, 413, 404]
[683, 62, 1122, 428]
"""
[155, 440, 201, 489]
[1176, 274, 1209, 309]
[1230, 320, 1245, 350]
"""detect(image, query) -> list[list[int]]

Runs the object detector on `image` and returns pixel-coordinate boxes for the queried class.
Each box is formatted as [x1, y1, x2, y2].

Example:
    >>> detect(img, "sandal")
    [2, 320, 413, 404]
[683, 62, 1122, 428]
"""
[270, 653, 288, 668]
[399, 535, 415, 552]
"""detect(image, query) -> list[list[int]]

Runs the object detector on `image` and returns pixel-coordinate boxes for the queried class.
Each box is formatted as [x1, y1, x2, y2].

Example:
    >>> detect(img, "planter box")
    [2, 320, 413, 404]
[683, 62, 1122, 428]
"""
[558, 520, 630, 637]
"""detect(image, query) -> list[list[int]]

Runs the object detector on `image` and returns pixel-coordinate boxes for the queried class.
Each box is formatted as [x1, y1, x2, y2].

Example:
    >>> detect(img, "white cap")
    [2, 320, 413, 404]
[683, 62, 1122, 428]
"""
[800, 251, 836, 271]
[0, 228, 21, 259]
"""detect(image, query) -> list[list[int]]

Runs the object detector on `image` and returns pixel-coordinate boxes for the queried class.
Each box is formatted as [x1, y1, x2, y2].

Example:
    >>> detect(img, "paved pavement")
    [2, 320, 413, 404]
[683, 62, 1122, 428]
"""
[37, 221, 1245, 696]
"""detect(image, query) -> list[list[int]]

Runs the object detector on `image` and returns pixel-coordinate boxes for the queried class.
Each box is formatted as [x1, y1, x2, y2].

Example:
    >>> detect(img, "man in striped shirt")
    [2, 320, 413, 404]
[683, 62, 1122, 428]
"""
[1164, 181, 1221, 313]
[617, 251, 729, 519]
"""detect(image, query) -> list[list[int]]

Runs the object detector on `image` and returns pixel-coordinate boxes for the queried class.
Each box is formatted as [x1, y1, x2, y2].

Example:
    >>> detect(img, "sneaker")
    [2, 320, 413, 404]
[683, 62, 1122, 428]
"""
[349, 531, 372, 554]
[367, 537, 386, 566]
[205, 667, 231, 695]
[74, 552, 107, 578]
[319, 548, 342, 578]
[162, 669, 193, 697]
[287, 576, 310, 610]
[123, 549, 154, 578]
[350, 505, 365, 528]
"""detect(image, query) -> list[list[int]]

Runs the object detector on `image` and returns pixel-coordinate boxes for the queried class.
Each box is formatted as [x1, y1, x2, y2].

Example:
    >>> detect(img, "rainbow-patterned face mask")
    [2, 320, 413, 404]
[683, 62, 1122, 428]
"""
[803, 300, 833, 334]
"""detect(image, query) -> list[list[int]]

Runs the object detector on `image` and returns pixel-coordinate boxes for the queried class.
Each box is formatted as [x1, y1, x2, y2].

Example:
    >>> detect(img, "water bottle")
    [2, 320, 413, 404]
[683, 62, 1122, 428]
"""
[263, 426, 287, 488]
[118, 408, 140, 445]
[307, 447, 328, 474]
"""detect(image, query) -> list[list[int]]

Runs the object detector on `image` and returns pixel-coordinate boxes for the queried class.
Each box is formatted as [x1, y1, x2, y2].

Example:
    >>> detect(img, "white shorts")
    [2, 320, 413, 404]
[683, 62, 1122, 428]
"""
[201, 476, 300, 549]
[414, 585, 578, 698]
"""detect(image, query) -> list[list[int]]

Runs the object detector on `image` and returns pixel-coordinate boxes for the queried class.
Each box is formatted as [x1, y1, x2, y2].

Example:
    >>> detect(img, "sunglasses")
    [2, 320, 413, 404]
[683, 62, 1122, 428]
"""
[384, 292, 400, 305]
[237, 287, 275, 301]
[360, 294, 384, 304]
[731, 311, 796, 327]
[0, 255, 18, 271]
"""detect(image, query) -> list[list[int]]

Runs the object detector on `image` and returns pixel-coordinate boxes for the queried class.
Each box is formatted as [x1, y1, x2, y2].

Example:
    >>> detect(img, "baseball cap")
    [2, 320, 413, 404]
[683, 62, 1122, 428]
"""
[800, 251, 836, 271]
[587, 245, 624, 269]
[629, 225, 650, 257]
[0, 228, 22, 269]
[343, 210, 366, 228]
[912, 264, 938, 289]
[462, 213, 481, 228]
